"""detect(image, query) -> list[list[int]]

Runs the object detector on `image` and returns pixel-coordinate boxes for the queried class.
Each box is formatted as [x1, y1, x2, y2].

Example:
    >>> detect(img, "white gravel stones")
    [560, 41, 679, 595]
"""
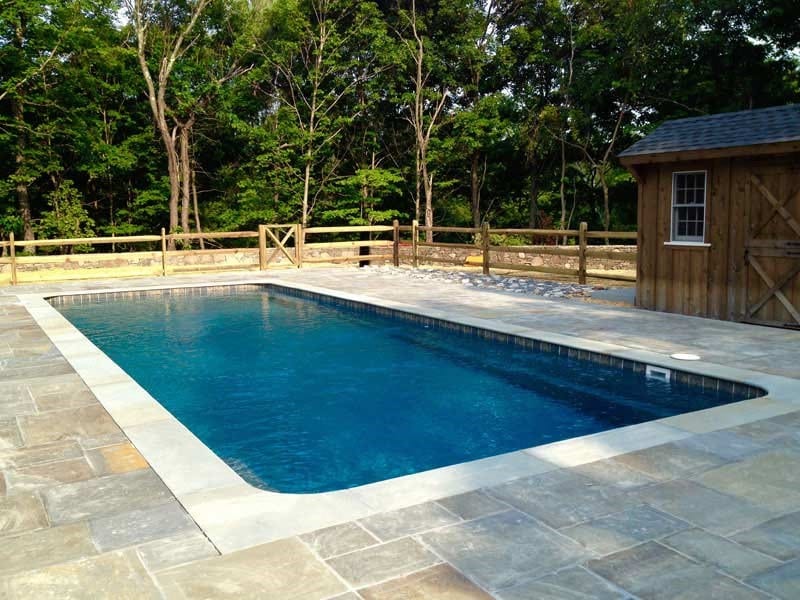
[362, 266, 600, 298]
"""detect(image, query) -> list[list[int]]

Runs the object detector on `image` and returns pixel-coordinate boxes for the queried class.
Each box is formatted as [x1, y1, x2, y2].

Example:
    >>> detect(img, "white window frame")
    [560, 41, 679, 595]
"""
[669, 170, 707, 245]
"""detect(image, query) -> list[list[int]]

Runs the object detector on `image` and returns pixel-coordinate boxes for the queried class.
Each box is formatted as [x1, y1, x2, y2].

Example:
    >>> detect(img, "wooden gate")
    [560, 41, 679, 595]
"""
[744, 173, 800, 328]
[258, 224, 301, 268]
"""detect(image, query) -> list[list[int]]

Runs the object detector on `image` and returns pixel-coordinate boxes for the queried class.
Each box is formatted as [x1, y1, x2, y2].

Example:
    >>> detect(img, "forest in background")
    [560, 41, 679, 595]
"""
[1, 0, 799, 248]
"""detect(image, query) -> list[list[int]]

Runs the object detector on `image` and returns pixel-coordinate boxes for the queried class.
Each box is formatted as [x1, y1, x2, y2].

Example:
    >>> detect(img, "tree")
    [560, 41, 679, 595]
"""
[396, 0, 453, 241]
[450, 0, 500, 228]
[1, 1, 74, 244]
[0, 0, 123, 247]
[252, 0, 392, 227]
[37, 180, 95, 251]
[125, 0, 252, 243]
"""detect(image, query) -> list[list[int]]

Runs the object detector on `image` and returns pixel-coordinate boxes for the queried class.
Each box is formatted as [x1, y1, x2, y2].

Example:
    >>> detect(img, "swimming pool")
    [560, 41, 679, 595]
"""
[53, 285, 763, 494]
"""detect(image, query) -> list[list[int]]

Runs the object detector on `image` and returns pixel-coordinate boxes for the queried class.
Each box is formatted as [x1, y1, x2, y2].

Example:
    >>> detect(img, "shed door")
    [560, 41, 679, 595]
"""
[744, 169, 800, 329]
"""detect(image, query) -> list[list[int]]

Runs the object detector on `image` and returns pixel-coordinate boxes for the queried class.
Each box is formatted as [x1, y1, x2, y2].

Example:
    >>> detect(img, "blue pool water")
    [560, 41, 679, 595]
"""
[55, 287, 758, 493]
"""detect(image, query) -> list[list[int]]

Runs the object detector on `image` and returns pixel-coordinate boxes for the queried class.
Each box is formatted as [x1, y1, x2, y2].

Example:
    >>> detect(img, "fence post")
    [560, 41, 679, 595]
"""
[578, 221, 588, 285]
[481, 222, 490, 276]
[295, 223, 304, 268]
[160, 228, 167, 276]
[258, 225, 267, 270]
[9, 232, 17, 286]
[392, 220, 400, 267]
[411, 220, 419, 268]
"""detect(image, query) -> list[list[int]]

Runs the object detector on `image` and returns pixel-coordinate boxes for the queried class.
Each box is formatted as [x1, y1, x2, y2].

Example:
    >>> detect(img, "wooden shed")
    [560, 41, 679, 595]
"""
[619, 104, 800, 329]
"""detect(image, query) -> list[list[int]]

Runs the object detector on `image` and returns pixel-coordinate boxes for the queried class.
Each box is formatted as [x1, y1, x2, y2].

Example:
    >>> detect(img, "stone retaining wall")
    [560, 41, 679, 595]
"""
[399, 244, 636, 271]
[0, 243, 390, 285]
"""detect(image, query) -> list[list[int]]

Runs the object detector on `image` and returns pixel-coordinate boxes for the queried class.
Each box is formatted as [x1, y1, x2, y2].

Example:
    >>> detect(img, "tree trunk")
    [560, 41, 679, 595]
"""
[11, 96, 34, 248]
[414, 146, 421, 223]
[560, 134, 567, 244]
[601, 170, 610, 245]
[12, 15, 34, 250]
[302, 157, 312, 227]
[164, 128, 180, 248]
[179, 125, 191, 240]
[191, 164, 204, 250]
[421, 153, 433, 243]
[528, 171, 539, 230]
[471, 151, 481, 228]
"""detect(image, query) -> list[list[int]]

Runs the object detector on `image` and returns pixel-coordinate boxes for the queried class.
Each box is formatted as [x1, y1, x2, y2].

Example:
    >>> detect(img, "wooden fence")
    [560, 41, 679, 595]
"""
[399, 221, 637, 284]
[0, 221, 636, 285]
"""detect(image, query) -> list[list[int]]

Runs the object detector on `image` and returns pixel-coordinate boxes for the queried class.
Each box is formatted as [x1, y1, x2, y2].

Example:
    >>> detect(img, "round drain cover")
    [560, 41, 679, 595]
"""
[670, 353, 701, 361]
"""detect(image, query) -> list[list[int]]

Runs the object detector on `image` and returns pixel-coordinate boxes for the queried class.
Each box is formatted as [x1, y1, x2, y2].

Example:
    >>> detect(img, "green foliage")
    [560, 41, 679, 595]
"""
[0, 0, 797, 242]
[323, 167, 406, 225]
[37, 180, 95, 250]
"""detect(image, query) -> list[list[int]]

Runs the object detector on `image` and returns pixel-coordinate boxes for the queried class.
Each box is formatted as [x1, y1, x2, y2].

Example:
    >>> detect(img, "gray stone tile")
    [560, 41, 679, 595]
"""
[694, 450, 800, 514]
[497, 566, 625, 600]
[663, 528, 779, 579]
[89, 500, 197, 551]
[4, 457, 95, 493]
[488, 469, 634, 529]
[633, 480, 774, 536]
[158, 537, 346, 599]
[746, 559, 800, 599]
[0, 420, 22, 450]
[77, 430, 128, 449]
[327, 537, 438, 589]
[436, 491, 508, 521]
[17, 404, 121, 446]
[611, 442, 727, 481]
[0, 383, 36, 419]
[561, 505, 690, 555]
[359, 501, 459, 541]
[728, 420, 793, 443]
[33, 387, 98, 412]
[768, 411, 800, 429]
[4, 549, 161, 599]
[421, 510, 588, 592]
[569, 458, 657, 490]
[0, 522, 97, 576]
[676, 430, 767, 462]
[773, 431, 800, 453]
[25, 374, 86, 398]
[588, 541, 768, 599]
[7, 340, 57, 358]
[43, 469, 173, 524]
[1, 358, 74, 381]
[136, 531, 219, 572]
[360, 563, 493, 600]
[0, 493, 48, 537]
[733, 511, 800, 560]
[300, 522, 378, 559]
[0, 440, 83, 469]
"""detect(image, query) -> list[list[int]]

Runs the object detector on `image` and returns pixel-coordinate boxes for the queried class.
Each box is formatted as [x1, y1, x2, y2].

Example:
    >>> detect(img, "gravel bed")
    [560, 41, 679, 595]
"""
[362, 265, 602, 298]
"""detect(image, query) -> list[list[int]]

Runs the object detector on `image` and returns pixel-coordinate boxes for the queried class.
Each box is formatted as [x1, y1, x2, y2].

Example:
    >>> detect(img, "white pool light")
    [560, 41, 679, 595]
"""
[671, 352, 701, 361]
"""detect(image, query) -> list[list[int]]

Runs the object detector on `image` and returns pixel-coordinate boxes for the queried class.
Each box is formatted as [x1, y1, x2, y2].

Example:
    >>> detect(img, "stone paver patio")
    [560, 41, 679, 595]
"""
[1, 267, 800, 599]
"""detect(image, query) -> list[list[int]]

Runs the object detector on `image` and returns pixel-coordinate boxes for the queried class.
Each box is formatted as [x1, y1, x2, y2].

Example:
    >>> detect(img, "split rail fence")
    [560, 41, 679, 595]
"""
[0, 221, 636, 285]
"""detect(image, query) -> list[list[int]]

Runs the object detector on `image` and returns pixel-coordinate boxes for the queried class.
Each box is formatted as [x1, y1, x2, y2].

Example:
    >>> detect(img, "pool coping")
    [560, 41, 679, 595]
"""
[17, 278, 800, 554]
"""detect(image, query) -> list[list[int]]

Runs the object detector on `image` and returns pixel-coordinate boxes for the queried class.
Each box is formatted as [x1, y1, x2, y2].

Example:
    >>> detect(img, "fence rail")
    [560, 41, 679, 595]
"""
[398, 220, 637, 283]
[0, 221, 636, 285]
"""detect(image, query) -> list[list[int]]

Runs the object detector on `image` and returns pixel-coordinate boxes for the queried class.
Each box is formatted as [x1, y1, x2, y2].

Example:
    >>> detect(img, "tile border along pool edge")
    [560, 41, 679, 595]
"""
[17, 279, 800, 554]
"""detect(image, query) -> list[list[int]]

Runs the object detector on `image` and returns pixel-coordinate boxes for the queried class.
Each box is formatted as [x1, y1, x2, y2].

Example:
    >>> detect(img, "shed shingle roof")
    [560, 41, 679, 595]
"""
[619, 104, 800, 158]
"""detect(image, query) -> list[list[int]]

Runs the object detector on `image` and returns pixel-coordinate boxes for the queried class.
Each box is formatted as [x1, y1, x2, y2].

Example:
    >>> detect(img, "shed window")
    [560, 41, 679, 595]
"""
[671, 171, 706, 242]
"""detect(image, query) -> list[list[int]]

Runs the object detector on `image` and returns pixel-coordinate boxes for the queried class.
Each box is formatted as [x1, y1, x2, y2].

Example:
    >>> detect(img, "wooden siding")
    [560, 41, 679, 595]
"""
[635, 153, 800, 325]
